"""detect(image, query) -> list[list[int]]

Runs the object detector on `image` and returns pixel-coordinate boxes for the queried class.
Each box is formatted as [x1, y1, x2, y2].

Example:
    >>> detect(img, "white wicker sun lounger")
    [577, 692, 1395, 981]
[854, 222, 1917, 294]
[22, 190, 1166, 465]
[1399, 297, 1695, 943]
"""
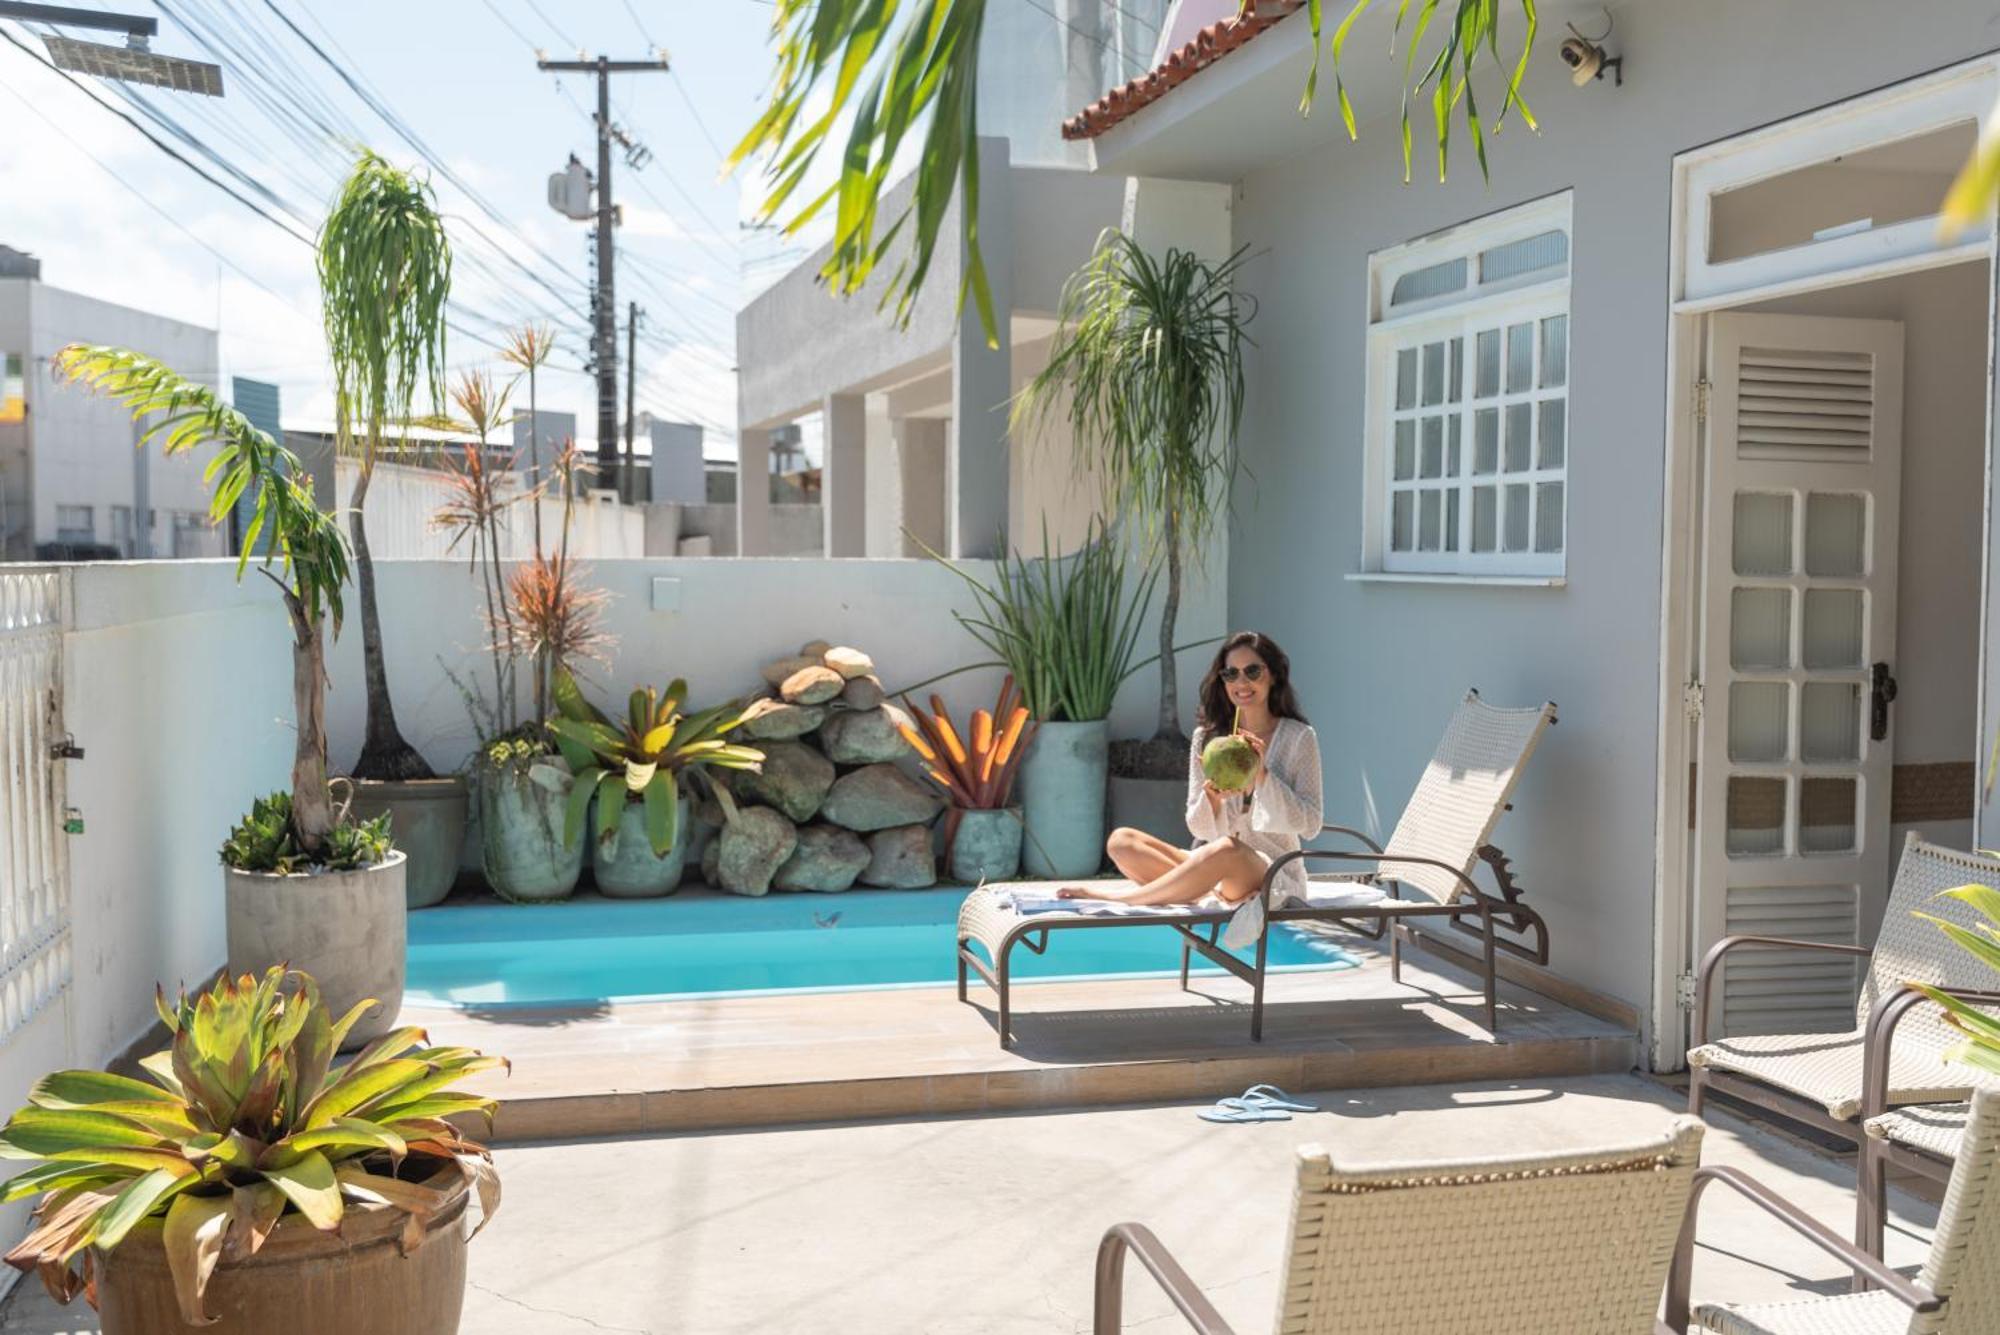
[1095, 1115, 1705, 1334]
[1669, 1088, 2000, 1334]
[955, 691, 1557, 1048]
[1685, 835, 2000, 1256]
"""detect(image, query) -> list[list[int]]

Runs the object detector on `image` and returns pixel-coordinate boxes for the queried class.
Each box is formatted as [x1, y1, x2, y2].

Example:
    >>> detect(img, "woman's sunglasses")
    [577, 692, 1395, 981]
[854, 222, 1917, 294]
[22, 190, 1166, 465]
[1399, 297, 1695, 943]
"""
[1219, 664, 1265, 683]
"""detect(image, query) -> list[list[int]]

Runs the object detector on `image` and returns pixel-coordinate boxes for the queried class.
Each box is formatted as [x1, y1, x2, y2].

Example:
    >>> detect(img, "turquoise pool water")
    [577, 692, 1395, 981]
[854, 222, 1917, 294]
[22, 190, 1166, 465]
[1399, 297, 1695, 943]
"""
[405, 889, 1359, 1007]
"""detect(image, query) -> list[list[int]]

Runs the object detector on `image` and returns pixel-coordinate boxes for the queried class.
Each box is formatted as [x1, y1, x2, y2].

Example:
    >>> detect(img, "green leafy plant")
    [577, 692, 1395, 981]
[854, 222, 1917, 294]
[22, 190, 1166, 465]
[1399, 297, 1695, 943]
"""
[0, 967, 502, 1322]
[55, 348, 356, 858]
[320, 150, 454, 784]
[1015, 232, 1254, 750]
[1913, 883, 2000, 1076]
[732, 0, 1535, 343]
[546, 670, 765, 856]
[219, 793, 391, 875]
[921, 516, 1158, 723]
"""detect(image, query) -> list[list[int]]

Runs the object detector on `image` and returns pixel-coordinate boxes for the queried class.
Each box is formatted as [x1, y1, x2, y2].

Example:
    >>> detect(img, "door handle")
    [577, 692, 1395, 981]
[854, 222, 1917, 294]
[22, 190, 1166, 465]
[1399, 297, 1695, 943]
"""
[1870, 662, 1898, 742]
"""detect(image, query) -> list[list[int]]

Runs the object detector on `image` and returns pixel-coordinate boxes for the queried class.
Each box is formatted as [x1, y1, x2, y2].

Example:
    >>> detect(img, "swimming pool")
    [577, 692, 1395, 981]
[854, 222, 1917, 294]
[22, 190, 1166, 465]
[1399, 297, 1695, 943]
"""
[404, 889, 1359, 1007]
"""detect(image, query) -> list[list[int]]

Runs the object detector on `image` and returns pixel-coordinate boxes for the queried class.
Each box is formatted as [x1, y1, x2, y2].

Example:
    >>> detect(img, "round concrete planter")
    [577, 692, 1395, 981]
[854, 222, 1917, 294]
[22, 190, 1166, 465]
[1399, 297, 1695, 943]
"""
[478, 763, 583, 903]
[1018, 719, 1109, 878]
[224, 851, 406, 1051]
[1107, 774, 1189, 849]
[591, 794, 694, 898]
[95, 1162, 469, 1335]
[949, 807, 1023, 884]
[347, 776, 467, 910]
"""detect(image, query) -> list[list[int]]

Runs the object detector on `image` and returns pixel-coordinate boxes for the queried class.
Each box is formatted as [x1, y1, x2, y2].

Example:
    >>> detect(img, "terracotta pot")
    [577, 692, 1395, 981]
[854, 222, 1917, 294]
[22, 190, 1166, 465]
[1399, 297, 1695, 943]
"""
[225, 852, 406, 1051]
[95, 1164, 469, 1335]
[347, 776, 469, 909]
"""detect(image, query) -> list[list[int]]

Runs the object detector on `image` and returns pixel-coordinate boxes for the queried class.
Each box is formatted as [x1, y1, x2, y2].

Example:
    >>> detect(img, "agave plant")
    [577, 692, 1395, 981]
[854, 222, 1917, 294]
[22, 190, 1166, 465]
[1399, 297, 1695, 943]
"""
[547, 669, 765, 856]
[1913, 882, 2000, 1076]
[0, 968, 503, 1323]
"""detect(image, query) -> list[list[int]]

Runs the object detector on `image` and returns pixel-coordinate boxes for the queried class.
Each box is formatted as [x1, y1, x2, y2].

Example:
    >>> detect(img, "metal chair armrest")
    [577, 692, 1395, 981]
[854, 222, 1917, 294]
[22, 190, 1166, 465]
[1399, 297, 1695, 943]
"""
[1859, 982, 2000, 1118]
[1690, 936, 1872, 1050]
[1315, 823, 1386, 855]
[1094, 1223, 1237, 1335]
[1661, 1165, 1938, 1332]
[1263, 847, 1486, 906]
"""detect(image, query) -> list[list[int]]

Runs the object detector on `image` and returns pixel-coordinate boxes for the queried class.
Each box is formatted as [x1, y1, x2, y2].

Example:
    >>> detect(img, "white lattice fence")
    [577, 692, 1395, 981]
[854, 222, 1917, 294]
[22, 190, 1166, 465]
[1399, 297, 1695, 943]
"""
[0, 572, 68, 1042]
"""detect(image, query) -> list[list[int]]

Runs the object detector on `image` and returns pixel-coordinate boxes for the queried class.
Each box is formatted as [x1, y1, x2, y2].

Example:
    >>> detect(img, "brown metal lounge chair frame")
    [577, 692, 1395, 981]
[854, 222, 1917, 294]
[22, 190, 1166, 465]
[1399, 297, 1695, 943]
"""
[955, 833, 1551, 1049]
[956, 691, 1557, 1049]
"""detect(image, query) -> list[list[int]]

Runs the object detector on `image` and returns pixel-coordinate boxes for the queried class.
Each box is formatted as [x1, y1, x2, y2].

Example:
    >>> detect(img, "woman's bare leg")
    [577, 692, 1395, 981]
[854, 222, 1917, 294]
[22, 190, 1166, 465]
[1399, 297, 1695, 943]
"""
[1061, 839, 1267, 906]
[1104, 826, 1186, 884]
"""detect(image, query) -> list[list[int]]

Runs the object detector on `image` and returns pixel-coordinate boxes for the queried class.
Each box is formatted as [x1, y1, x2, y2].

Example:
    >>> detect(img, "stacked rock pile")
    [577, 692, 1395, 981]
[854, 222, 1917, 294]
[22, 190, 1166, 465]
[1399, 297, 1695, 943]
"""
[698, 640, 944, 895]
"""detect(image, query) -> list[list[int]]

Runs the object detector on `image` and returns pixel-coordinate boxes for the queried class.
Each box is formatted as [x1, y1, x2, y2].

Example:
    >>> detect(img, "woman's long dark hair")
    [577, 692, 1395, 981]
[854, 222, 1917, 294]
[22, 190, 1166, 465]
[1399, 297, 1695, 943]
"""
[1196, 631, 1306, 736]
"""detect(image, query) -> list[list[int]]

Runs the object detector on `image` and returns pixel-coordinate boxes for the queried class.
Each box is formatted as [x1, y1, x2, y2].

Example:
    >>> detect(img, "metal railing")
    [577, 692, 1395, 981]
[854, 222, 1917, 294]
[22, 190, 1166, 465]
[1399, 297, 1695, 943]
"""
[0, 570, 69, 1042]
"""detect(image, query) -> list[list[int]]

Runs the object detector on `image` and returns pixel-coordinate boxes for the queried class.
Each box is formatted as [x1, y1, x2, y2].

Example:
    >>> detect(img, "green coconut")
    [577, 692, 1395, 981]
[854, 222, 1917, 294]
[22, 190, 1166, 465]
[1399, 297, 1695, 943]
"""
[1201, 734, 1259, 793]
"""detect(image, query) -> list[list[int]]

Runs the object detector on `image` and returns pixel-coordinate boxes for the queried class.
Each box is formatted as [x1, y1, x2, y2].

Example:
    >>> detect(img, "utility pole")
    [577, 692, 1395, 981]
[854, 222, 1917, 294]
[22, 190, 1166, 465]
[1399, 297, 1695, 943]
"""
[623, 301, 641, 504]
[536, 52, 668, 496]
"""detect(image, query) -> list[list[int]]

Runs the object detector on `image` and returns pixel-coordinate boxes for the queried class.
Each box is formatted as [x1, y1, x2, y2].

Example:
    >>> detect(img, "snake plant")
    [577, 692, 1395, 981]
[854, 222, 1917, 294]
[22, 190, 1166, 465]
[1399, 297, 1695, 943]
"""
[0, 968, 503, 1323]
[547, 669, 764, 856]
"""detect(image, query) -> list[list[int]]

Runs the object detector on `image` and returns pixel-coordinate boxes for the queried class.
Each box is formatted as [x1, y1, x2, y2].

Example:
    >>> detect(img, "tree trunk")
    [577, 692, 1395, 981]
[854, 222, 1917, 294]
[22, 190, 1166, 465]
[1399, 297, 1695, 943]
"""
[288, 595, 336, 853]
[348, 460, 435, 780]
[1155, 505, 1184, 744]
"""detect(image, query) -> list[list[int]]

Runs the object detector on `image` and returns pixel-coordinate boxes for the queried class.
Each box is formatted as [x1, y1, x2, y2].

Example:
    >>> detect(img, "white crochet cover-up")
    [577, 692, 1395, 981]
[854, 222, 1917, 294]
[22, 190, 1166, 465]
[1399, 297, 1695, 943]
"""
[1185, 717, 1325, 906]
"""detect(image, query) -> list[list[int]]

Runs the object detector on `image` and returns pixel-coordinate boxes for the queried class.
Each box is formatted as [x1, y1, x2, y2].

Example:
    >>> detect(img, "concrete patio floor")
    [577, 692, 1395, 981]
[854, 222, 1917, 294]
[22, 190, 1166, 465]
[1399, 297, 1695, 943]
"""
[0, 1073, 1940, 1334]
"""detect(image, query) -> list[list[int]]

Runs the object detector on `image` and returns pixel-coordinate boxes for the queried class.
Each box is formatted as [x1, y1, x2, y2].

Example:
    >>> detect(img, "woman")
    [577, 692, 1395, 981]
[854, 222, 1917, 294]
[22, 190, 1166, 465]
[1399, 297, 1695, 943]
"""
[1059, 631, 1322, 923]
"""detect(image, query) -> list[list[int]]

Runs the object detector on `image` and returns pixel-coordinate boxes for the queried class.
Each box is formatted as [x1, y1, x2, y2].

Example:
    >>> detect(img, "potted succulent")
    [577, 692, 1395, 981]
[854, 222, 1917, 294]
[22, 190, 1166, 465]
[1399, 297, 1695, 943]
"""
[1014, 232, 1254, 846]
[319, 152, 467, 914]
[56, 347, 407, 1048]
[474, 443, 611, 903]
[0, 967, 502, 1334]
[898, 678, 1034, 883]
[925, 516, 1157, 878]
[548, 670, 765, 897]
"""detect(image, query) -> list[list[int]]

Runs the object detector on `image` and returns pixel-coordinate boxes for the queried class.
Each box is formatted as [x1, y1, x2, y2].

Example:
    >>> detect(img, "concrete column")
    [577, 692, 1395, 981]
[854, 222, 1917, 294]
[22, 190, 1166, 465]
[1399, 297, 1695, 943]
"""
[948, 140, 1015, 558]
[736, 426, 771, 557]
[894, 417, 948, 556]
[821, 392, 866, 558]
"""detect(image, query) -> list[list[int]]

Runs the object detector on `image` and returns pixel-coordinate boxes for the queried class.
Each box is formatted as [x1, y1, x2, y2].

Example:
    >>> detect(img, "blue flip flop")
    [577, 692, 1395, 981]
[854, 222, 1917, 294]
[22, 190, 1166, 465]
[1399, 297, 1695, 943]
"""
[1198, 1084, 1319, 1122]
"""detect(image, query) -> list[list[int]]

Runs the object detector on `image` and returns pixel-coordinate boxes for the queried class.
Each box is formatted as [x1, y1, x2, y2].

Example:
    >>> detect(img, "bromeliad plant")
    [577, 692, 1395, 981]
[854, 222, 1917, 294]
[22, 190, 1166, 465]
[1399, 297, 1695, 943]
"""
[547, 669, 765, 856]
[896, 676, 1034, 859]
[1913, 883, 2000, 1076]
[0, 967, 502, 1322]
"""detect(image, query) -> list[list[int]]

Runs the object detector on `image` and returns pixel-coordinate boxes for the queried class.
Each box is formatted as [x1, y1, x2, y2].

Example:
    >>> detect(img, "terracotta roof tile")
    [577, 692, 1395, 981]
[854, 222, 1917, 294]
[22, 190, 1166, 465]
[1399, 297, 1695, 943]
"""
[1062, 0, 1301, 141]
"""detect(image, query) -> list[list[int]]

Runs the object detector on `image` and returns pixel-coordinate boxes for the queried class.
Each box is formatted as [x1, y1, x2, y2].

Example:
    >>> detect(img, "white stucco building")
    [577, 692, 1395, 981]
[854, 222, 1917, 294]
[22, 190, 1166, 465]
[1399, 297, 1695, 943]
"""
[1066, 0, 2000, 1067]
[734, 0, 1171, 560]
[0, 246, 225, 561]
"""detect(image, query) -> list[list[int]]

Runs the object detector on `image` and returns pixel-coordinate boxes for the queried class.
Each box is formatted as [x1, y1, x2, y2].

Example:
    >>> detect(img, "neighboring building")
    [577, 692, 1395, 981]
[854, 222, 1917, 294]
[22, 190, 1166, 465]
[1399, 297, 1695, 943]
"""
[0, 248, 225, 560]
[1065, 0, 2000, 1070]
[733, 0, 1172, 560]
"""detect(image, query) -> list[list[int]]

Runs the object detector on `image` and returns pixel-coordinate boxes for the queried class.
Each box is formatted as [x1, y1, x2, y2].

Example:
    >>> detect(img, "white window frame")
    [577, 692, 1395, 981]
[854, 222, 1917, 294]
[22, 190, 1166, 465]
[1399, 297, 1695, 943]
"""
[53, 505, 93, 541]
[1361, 193, 1574, 580]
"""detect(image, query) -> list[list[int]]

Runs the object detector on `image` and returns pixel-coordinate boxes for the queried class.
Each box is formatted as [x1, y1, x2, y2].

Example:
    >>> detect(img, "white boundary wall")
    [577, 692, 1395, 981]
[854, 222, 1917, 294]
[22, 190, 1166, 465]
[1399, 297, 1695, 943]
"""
[334, 460, 647, 561]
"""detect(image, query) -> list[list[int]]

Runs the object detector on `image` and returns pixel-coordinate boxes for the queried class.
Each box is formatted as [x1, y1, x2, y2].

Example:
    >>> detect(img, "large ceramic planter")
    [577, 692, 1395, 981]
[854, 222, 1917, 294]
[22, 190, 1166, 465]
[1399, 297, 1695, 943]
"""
[96, 1163, 469, 1335]
[478, 762, 583, 903]
[591, 793, 694, 898]
[1107, 774, 1188, 849]
[225, 851, 406, 1051]
[949, 807, 1023, 884]
[1018, 719, 1109, 878]
[348, 776, 468, 910]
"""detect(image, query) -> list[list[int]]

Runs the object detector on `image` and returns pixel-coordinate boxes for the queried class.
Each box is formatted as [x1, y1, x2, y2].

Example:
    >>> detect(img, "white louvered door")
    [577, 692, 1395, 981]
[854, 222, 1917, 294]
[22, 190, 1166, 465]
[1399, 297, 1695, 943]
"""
[1693, 313, 1904, 1037]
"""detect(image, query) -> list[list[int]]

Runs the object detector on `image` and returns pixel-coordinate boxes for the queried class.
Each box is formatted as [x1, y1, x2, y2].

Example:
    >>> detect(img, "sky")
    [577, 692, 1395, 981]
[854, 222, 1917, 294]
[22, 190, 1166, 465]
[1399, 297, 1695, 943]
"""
[0, 0, 819, 461]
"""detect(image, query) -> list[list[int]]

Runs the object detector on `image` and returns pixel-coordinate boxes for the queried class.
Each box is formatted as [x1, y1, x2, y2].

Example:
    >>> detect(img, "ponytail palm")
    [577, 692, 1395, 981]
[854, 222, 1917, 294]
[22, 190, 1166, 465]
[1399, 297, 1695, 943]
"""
[320, 150, 453, 783]
[1014, 232, 1254, 746]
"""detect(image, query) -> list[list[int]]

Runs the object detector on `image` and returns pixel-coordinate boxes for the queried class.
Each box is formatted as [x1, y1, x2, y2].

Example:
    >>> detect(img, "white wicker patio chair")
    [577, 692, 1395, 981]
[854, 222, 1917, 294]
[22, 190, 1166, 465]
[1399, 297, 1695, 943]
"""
[1686, 837, 2000, 1149]
[1667, 1088, 2000, 1334]
[1093, 1116, 1704, 1335]
[957, 691, 1557, 1048]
